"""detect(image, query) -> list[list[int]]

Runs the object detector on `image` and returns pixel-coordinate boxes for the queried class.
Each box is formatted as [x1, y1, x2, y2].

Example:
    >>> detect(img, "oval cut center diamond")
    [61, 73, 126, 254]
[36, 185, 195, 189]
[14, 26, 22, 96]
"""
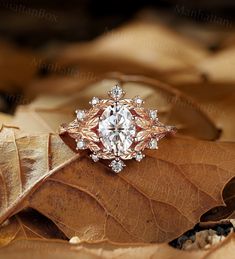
[99, 104, 136, 156]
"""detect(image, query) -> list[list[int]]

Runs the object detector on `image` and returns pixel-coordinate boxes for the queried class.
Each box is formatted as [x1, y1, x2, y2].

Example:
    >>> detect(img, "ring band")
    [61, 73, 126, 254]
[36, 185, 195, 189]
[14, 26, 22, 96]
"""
[60, 85, 176, 173]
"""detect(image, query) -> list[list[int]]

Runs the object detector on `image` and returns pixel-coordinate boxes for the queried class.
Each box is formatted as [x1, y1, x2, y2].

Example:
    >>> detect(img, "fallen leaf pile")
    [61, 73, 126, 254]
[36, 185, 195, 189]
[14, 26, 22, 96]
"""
[0, 16, 235, 258]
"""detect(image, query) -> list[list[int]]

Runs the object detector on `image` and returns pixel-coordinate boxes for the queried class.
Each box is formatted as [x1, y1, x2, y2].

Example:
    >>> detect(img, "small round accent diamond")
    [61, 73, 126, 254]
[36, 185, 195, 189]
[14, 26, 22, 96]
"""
[76, 139, 86, 150]
[90, 97, 99, 106]
[134, 96, 144, 106]
[149, 139, 158, 149]
[110, 159, 125, 173]
[109, 85, 124, 99]
[149, 110, 157, 120]
[135, 152, 145, 162]
[76, 110, 86, 121]
[91, 153, 99, 162]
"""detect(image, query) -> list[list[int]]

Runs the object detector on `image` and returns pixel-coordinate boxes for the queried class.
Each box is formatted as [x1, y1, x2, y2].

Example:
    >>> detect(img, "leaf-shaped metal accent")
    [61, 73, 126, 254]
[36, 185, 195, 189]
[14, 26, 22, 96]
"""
[86, 117, 99, 129]
[81, 129, 99, 142]
[136, 130, 152, 142]
[65, 120, 79, 131]
[120, 150, 136, 160]
[97, 150, 115, 159]
[63, 120, 81, 139]
[135, 117, 151, 129]
[88, 142, 100, 152]
[85, 107, 100, 120]
[152, 126, 169, 134]
[119, 99, 134, 107]
[134, 107, 149, 118]
[99, 99, 114, 106]
[134, 140, 149, 151]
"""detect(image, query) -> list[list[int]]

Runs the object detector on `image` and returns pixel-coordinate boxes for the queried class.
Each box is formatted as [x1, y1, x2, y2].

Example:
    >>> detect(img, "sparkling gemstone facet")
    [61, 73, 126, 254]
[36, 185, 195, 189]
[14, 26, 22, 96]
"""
[90, 153, 99, 162]
[149, 139, 158, 149]
[90, 97, 99, 106]
[149, 110, 157, 120]
[110, 159, 125, 173]
[134, 96, 143, 106]
[76, 110, 86, 121]
[135, 152, 145, 162]
[76, 139, 86, 150]
[109, 85, 124, 99]
[98, 103, 136, 156]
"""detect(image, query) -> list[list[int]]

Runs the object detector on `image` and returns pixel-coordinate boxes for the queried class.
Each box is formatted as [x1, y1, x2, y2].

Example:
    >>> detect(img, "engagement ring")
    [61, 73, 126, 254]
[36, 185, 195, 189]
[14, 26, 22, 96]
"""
[60, 85, 176, 173]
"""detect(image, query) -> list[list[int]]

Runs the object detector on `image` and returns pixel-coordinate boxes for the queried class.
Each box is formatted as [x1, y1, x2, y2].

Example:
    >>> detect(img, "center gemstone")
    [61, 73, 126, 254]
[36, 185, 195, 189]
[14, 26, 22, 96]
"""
[98, 103, 136, 156]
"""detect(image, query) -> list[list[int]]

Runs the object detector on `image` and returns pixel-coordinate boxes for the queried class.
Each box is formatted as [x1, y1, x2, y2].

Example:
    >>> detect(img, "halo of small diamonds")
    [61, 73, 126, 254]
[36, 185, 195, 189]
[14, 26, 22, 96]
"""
[60, 85, 176, 173]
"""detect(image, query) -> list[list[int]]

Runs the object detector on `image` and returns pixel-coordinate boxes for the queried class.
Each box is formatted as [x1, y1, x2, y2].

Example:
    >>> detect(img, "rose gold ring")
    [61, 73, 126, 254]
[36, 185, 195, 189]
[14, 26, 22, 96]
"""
[60, 85, 176, 173]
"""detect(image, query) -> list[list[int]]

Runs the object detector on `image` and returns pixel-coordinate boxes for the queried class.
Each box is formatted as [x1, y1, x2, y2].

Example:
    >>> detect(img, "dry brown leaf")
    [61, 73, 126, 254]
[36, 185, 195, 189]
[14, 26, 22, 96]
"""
[53, 20, 208, 81]
[0, 238, 204, 259]
[166, 49, 235, 141]
[201, 178, 235, 222]
[1, 234, 235, 259]
[165, 48, 235, 85]
[0, 209, 67, 247]
[13, 76, 219, 140]
[0, 126, 235, 244]
[172, 82, 235, 141]
[138, 46, 235, 86]
[197, 47, 235, 83]
[27, 75, 99, 97]
[0, 113, 13, 130]
[0, 126, 78, 222]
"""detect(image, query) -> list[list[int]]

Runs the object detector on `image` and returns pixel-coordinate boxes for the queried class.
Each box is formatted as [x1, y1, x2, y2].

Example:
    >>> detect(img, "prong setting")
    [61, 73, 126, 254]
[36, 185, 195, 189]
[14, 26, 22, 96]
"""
[109, 85, 125, 100]
[134, 96, 144, 106]
[110, 159, 125, 173]
[90, 153, 99, 162]
[149, 139, 158, 149]
[76, 110, 86, 121]
[149, 110, 158, 121]
[90, 97, 100, 106]
[76, 139, 86, 150]
[135, 152, 145, 162]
